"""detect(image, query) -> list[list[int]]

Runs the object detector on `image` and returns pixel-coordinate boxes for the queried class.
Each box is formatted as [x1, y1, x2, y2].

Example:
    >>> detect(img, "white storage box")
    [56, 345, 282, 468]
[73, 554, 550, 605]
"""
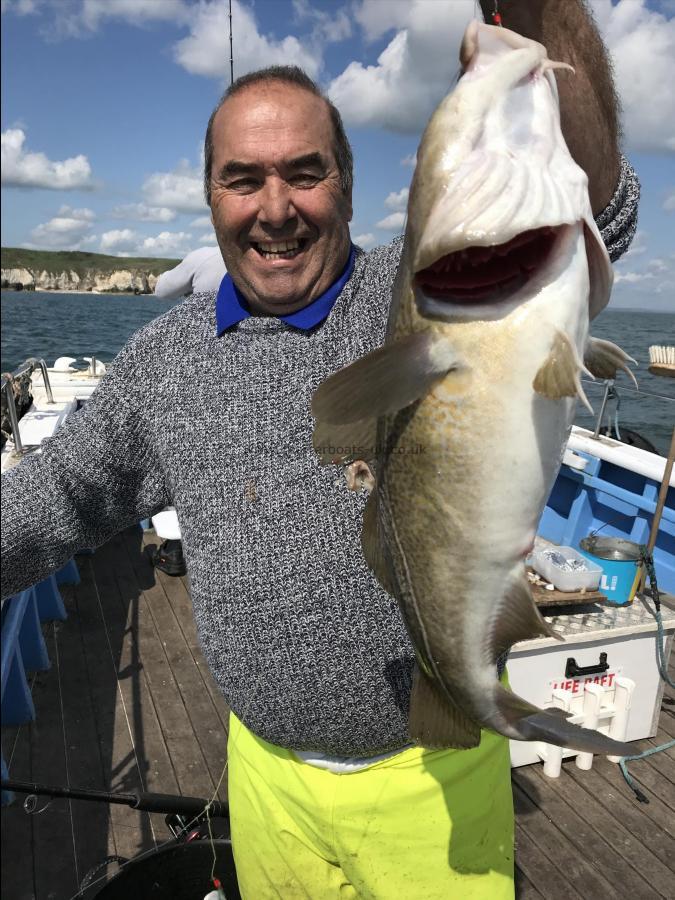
[531, 545, 602, 592]
[508, 596, 675, 768]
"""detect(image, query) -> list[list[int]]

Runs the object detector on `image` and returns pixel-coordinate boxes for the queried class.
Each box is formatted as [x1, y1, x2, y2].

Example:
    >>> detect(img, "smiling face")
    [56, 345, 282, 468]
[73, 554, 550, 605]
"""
[208, 81, 353, 316]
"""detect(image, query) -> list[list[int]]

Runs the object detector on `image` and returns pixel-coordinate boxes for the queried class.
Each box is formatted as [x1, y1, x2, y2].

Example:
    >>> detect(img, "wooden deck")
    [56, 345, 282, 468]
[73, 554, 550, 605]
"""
[2, 527, 674, 899]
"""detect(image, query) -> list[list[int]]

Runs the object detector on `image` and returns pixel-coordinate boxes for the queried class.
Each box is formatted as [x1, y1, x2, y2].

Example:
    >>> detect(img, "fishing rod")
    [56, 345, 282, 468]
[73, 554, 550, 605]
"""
[229, 0, 234, 85]
[1, 778, 228, 820]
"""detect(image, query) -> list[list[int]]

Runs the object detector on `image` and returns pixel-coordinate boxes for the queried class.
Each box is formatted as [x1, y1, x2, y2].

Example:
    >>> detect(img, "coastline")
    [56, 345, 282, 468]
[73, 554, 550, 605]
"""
[0, 288, 155, 297]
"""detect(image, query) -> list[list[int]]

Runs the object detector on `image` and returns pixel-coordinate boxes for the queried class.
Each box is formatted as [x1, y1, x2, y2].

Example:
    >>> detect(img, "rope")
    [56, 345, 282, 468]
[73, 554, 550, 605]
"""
[618, 741, 675, 804]
[618, 549, 675, 802]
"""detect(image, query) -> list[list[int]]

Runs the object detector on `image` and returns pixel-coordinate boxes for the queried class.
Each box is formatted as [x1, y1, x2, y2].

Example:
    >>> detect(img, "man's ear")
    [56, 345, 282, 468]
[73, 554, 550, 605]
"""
[346, 191, 353, 223]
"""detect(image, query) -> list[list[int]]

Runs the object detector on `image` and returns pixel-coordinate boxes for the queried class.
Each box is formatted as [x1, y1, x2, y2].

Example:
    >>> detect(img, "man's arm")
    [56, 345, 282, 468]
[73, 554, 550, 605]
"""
[1, 341, 169, 599]
[479, 0, 619, 214]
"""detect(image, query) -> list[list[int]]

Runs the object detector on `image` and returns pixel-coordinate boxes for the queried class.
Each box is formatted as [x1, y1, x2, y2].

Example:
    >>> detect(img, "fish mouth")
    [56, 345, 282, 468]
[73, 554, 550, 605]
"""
[413, 226, 560, 305]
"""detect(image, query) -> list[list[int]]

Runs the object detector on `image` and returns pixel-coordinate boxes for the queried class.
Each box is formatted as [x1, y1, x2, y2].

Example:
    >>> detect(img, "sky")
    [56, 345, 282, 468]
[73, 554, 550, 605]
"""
[1, 0, 673, 312]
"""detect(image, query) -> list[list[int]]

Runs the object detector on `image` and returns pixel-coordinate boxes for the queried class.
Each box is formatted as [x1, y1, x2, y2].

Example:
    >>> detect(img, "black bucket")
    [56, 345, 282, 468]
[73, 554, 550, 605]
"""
[92, 839, 240, 899]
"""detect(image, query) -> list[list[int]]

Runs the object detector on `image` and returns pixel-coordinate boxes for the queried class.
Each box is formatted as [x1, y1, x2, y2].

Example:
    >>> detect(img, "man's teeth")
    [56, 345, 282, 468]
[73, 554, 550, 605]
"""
[254, 240, 301, 258]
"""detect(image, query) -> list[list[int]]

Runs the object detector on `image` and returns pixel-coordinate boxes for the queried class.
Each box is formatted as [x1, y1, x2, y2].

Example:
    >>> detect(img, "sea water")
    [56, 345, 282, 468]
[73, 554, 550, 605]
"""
[1, 291, 674, 454]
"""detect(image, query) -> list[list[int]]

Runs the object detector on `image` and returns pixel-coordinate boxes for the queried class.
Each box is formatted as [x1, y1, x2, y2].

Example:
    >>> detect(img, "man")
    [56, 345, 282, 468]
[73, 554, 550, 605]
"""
[1, 2, 639, 897]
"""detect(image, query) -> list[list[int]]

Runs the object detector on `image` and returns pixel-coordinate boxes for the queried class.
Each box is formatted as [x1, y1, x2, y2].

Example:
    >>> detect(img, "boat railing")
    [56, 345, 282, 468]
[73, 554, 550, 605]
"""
[1, 358, 55, 456]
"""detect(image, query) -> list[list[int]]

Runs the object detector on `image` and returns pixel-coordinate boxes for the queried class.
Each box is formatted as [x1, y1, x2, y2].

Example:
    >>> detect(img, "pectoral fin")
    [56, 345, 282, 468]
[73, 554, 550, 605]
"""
[312, 417, 377, 465]
[311, 332, 462, 425]
[408, 665, 481, 749]
[584, 337, 638, 387]
[489, 569, 562, 662]
[533, 329, 593, 414]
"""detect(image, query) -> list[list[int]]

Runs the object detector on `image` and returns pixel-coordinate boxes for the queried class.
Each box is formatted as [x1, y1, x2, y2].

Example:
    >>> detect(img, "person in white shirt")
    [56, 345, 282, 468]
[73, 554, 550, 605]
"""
[154, 245, 226, 300]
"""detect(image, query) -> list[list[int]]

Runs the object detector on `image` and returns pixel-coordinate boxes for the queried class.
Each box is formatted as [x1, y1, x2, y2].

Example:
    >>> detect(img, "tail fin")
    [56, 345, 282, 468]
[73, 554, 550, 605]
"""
[495, 685, 632, 756]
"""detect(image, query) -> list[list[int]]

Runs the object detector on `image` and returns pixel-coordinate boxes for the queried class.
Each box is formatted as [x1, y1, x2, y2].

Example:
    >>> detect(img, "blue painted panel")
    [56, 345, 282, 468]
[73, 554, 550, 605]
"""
[540, 460, 675, 594]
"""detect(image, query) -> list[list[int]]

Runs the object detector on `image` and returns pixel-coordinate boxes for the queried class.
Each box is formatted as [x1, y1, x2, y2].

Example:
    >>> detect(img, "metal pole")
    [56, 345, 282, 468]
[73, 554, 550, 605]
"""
[592, 380, 612, 439]
[0, 375, 24, 454]
[229, 0, 234, 85]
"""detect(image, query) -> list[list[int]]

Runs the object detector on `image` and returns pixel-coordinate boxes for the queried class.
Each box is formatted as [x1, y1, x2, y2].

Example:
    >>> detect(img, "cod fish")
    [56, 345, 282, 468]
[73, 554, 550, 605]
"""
[312, 22, 636, 754]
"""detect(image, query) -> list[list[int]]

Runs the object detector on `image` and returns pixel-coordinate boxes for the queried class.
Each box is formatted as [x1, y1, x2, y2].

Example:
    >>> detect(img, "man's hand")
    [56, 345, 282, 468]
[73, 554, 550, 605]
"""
[479, 0, 621, 215]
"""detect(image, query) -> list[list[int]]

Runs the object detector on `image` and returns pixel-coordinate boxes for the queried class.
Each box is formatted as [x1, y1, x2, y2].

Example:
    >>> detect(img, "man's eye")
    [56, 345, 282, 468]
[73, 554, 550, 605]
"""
[290, 173, 321, 186]
[229, 178, 259, 191]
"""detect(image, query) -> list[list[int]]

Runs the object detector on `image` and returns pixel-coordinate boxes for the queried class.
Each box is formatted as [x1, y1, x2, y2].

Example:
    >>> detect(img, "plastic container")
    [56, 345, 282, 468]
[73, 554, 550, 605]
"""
[531, 545, 603, 592]
[579, 536, 643, 606]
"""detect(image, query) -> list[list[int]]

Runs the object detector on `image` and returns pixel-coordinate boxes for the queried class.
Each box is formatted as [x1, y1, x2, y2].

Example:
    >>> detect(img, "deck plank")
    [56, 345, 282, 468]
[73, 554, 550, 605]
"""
[563, 758, 675, 876]
[124, 531, 229, 798]
[513, 826, 582, 900]
[109, 530, 221, 802]
[1, 717, 36, 899]
[514, 865, 546, 900]
[28, 621, 81, 898]
[512, 779, 616, 899]
[83, 539, 169, 856]
[516, 763, 669, 898]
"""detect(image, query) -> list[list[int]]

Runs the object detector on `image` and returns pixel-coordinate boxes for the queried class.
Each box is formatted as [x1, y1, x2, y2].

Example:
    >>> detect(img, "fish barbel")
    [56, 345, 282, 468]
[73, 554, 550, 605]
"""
[312, 22, 637, 754]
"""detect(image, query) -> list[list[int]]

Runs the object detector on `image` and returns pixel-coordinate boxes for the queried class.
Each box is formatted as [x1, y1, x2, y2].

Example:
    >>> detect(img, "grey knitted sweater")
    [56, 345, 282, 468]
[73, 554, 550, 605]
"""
[0, 159, 639, 755]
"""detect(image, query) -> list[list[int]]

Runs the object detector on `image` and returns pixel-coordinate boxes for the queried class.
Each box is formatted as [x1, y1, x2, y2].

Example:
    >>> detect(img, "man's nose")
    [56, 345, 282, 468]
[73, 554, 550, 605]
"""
[258, 179, 296, 228]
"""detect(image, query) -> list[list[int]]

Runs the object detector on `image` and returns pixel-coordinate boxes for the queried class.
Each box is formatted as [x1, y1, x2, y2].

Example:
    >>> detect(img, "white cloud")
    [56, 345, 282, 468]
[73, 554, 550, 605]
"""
[52, 0, 190, 36]
[110, 202, 176, 223]
[292, 0, 351, 43]
[99, 228, 194, 257]
[353, 232, 377, 249]
[613, 271, 655, 284]
[590, 0, 675, 153]
[384, 187, 409, 211]
[140, 230, 193, 256]
[664, 190, 675, 211]
[198, 232, 218, 245]
[2, 0, 40, 14]
[189, 215, 212, 228]
[401, 153, 417, 168]
[354, 0, 412, 42]
[56, 204, 96, 221]
[648, 258, 669, 273]
[173, 0, 321, 81]
[100, 228, 140, 253]
[28, 208, 96, 249]
[328, 0, 474, 133]
[142, 159, 206, 213]
[1, 128, 94, 190]
[375, 211, 406, 231]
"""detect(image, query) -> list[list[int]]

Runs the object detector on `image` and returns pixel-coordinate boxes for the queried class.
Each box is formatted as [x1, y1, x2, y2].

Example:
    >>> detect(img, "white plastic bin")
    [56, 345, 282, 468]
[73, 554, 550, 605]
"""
[531, 545, 602, 592]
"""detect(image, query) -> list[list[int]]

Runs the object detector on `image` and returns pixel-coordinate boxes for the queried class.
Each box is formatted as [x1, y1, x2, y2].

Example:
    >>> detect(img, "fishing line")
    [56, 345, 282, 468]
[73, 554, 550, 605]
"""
[580, 378, 675, 404]
[54, 619, 80, 886]
[90, 562, 158, 846]
[6, 672, 37, 770]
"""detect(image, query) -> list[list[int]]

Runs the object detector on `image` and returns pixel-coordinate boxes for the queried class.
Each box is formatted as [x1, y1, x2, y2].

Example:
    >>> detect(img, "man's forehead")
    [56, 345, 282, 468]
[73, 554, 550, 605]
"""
[212, 83, 335, 164]
[223, 80, 327, 113]
[215, 82, 331, 135]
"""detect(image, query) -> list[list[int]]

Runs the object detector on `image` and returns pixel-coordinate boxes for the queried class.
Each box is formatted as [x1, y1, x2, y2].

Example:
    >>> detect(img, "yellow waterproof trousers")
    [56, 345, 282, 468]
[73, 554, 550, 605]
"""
[227, 713, 514, 899]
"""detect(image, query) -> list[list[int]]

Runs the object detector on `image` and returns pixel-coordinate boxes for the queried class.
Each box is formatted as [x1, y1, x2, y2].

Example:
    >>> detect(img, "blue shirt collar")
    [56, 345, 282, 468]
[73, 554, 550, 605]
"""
[216, 244, 356, 334]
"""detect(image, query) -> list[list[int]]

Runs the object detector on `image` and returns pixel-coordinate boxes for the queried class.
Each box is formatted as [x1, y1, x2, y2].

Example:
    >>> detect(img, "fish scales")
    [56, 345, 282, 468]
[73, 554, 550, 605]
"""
[312, 22, 637, 755]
